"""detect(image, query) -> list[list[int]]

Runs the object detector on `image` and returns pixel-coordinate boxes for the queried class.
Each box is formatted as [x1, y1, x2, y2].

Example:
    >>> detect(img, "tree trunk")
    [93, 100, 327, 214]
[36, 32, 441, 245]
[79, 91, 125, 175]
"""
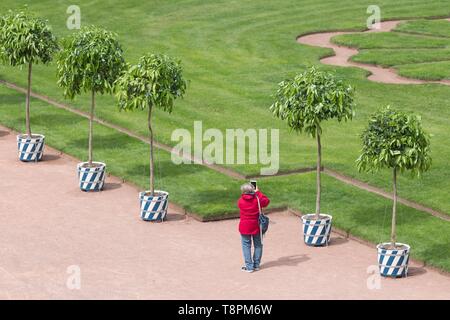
[391, 167, 397, 246]
[315, 130, 321, 218]
[88, 90, 95, 165]
[148, 106, 155, 195]
[25, 62, 32, 137]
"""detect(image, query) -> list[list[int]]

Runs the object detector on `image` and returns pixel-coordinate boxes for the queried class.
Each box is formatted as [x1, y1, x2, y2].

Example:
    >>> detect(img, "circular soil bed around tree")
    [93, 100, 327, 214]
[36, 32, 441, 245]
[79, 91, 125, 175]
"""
[377, 242, 410, 278]
[301, 213, 332, 246]
[77, 161, 106, 192]
[139, 190, 169, 222]
[17, 134, 45, 162]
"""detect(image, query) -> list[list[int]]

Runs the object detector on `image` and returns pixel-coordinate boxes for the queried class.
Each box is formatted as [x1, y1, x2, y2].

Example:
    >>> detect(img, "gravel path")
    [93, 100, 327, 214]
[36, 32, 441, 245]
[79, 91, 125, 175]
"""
[1, 127, 449, 299]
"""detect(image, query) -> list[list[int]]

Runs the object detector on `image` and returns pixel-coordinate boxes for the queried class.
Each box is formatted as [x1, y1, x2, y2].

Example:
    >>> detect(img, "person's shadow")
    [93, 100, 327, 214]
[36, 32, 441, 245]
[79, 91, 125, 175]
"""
[261, 254, 309, 269]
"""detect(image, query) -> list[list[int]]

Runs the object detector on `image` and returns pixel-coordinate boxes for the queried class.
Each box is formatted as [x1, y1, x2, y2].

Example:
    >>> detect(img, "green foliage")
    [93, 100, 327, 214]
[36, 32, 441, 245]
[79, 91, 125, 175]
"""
[115, 53, 187, 112]
[357, 107, 432, 175]
[56, 26, 125, 99]
[0, 10, 58, 66]
[270, 67, 355, 137]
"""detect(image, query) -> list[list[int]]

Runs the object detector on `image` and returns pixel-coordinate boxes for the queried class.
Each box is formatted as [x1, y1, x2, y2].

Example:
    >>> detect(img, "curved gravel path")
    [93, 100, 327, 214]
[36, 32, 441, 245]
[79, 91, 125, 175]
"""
[297, 19, 450, 85]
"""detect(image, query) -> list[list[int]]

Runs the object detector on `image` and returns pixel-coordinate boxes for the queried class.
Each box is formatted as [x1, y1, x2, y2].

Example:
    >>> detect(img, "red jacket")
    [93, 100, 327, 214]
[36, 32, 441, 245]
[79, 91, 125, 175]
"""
[237, 191, 270, 235]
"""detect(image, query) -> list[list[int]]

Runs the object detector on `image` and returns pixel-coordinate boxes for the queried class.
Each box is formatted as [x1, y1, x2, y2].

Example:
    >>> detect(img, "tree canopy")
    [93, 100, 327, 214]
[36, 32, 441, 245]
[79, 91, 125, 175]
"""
[0, 10, 58, 66]
[56, 25, 125, 99]
[270, 67, 355, 137]
[356, 106, 432, 175]
[115, 53, 187, 112]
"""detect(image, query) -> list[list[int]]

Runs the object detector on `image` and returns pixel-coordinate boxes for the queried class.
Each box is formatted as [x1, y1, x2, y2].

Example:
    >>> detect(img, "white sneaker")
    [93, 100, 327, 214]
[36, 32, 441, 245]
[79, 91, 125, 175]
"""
[241, 266, 254, 273]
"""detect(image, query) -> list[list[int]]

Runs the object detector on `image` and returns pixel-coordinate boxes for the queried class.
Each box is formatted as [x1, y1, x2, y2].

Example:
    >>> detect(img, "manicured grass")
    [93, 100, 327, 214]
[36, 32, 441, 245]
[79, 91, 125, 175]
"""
[331, 32, 450, 49]
[0, 88, 244, 216]
[394, 19, 450, 38]
[351, 48, 450, 67]
[1, 87, 449, 272]
[336, 24, 450, 80]
[1, 1, 450, 215]
[262, 174, 450, 272]
[396, 61, 450, 80]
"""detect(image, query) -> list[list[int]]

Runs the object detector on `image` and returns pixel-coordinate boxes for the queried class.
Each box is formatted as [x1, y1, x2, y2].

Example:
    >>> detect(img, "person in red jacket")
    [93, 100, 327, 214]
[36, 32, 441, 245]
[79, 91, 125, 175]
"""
[237, 183, 270, 273]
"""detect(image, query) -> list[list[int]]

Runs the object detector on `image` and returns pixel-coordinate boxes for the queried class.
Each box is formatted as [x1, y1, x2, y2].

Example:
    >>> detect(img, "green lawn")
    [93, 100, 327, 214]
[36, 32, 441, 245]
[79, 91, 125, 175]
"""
[334, 20, 450, 80]
[394, 19, 450, 38]
[1, 87, 449, 272]
[331, 32, 450, 49]
[397, 61, 450, 80]
[1, 1, 450, 215]
[351, 48, 450, 67]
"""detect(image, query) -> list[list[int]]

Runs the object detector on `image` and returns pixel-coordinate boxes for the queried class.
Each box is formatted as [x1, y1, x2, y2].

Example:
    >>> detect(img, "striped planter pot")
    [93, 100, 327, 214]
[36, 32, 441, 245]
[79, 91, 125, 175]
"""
[377, 242, 410, 278]
[301, 214, 332, 246]
[77, 162, 106, 192]
[139, 190, 169, 222]
[17, 134, 45, 162]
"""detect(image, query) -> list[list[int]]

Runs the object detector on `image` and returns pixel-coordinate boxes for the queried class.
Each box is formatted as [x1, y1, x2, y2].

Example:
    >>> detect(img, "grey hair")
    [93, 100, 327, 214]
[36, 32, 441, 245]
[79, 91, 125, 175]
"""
[241, 183, 255, 194]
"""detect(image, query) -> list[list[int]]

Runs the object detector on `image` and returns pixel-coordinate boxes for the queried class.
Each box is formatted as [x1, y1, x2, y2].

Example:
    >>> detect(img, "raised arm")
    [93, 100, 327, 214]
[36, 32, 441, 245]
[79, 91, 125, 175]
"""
[256, 190, 270, 208]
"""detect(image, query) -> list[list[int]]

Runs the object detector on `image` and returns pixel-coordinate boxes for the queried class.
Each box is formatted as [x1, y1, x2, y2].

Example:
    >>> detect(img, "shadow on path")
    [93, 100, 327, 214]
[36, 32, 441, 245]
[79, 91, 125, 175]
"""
[42, 154, 61, 162]
[328, 236, 349, 246]
[0, 130, 10, 137]
[165, 213, 186, 222]
[262, 254, 309, 269]
[103, 182, 122, 191]
[407, 266, 427, 278]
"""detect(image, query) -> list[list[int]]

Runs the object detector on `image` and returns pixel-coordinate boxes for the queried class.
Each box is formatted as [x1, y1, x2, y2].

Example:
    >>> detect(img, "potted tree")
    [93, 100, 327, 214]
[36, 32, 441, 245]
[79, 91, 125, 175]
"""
[115, 53, 187, 221]
[56, 26, 125, 191]
[270, 67, 355, 246]
[356, 106, 431, 277]
[0, 10, 58, 161]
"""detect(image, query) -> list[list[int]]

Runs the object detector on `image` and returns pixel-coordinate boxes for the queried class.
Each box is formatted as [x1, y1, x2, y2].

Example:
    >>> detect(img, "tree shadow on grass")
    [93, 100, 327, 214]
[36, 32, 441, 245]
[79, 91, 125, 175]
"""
[0, 92, 24, 105]
[183, 189, 240, 211]
[261, 254, 310, 269]
[66, 133, 136, 151]
[123, 160, 212, 182]
[33, 112, 85, 126]
[194, 188, 240, 199]
[413, 242, 450, 274]
[338, 200, 430, 231]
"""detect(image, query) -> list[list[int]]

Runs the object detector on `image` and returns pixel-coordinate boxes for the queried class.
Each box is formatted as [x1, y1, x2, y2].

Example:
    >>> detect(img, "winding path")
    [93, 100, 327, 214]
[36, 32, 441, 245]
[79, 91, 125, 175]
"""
[297, 19, 450, 86]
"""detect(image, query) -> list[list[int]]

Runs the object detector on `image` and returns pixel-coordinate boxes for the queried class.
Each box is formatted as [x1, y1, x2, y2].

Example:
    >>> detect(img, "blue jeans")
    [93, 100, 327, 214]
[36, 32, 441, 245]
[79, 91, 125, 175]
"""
[241, 234, 263, 271]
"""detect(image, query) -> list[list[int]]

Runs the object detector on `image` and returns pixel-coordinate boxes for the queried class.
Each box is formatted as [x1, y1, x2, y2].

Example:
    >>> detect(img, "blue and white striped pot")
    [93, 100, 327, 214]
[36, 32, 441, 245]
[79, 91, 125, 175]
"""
[77, 162, 106, 192]
[17, 134, 45, 162]
[301, 214, 332, 246]
[377, 242, 410, 278]
[139, 190, 169, 222]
